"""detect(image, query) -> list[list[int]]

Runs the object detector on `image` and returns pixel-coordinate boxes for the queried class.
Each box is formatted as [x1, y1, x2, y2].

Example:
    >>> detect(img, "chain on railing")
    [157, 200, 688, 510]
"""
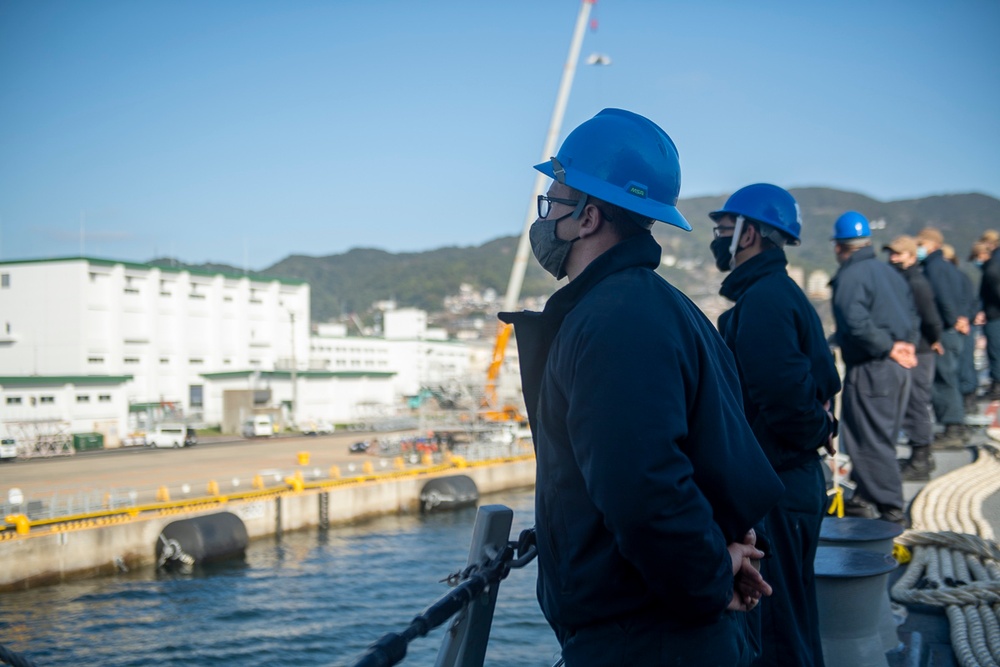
[350, 511, 537, 667]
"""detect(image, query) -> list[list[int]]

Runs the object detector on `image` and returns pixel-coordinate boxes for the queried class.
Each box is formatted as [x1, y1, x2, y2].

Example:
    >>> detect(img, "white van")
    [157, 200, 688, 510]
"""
[242, 415, 273, 438]
[147, 424, 194, 448]
[0, 438, 17, 461]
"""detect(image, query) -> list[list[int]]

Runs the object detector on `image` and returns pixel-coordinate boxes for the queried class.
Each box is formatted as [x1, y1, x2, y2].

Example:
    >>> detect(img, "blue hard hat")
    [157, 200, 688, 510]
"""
[832, 211, 871, 240]
[534, 108, 690, 231]
[708, 183, 802, 246]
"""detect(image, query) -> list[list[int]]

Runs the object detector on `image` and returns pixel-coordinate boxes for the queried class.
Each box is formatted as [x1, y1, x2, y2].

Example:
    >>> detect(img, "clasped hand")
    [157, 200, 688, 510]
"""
[727, 529, 772, 612]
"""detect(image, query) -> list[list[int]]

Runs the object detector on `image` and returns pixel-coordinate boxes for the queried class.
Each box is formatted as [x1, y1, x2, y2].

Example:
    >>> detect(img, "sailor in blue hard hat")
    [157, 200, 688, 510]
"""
[501, 109, 783, 666]
[711, 184, 841, 667]
[708, 182, 801, 272]
[829, 210, 919, 526]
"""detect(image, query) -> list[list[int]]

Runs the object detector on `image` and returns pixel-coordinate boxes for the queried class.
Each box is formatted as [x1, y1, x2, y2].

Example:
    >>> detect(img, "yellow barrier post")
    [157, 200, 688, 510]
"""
[362, 461, 375, 475]
[297, 451, 310, 465]
[329, 465, 341, 479]
[394, 456, 405, 470]
[156, 486, 171, 502]
[207, 480, 220, 496]
[5, 514, 29, 535]
[252, 474, 265, 490]
[421, 453, 433, 466]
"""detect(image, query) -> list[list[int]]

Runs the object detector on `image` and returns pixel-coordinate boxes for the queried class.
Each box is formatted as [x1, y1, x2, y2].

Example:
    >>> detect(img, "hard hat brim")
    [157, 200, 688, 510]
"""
[534, 161, 692, 232]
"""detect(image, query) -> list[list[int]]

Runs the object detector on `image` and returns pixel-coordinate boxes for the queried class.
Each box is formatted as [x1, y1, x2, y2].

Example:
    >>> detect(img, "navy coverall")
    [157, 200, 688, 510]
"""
[831, 246, 919, 512]
[719, 248, 841, 667]
[501, 233, 784, 667]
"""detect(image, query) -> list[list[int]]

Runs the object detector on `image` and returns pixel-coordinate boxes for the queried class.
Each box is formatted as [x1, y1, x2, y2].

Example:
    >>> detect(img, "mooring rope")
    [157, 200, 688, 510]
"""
[893, 442, 1000, 667]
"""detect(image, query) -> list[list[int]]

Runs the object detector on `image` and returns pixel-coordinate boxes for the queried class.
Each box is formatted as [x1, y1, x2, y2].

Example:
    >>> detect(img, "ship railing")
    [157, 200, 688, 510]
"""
[349, 504, 554, 667]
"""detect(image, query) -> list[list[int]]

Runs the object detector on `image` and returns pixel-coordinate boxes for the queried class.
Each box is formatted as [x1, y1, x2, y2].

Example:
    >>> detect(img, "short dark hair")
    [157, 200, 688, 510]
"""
[567, 187, 652, 240]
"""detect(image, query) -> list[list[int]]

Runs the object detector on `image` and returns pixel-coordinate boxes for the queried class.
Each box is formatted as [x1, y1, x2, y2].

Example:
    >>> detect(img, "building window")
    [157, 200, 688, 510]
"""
[1, 273, 9, 288]
[223, 358, 232, 365]
[6, 396, 21, 405]
[88, 356, 104, 364]
[39, 396, 55, 404]
[98, 395, 111, 402]
[190, 385, 204, 408]
[124, 357, 140, 365]
[189, 358, 204, 365]
[160, 358, 169, 364]
[76, 395, 90, 403]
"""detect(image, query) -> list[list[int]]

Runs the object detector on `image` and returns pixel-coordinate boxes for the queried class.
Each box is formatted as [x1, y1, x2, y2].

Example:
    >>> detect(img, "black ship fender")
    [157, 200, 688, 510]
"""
[156, 512, 249, 571]
[419, 475, 478, 513]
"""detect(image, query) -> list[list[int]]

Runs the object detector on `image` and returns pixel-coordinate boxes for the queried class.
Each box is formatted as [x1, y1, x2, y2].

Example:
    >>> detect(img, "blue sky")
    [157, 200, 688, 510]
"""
[1, 0, 998, 269]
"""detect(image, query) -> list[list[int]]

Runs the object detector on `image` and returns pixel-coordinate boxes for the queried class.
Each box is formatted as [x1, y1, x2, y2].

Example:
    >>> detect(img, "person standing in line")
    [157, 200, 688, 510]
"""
[975, 231, 1000, 400]
[830, 211, 918, 525]
[710, 183, 841, 667]
[500, 109, 784, 666]
[885, 235, 944, 481]
[942, 243, 981, 414]
[916, 228, 970, 447]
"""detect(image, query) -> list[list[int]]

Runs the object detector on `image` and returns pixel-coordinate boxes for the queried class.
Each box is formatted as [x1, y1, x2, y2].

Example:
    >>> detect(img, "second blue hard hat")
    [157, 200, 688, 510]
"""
[832, 211, 871, 240]
[709, 183, 802, 245]
[534, 108, 691, 231]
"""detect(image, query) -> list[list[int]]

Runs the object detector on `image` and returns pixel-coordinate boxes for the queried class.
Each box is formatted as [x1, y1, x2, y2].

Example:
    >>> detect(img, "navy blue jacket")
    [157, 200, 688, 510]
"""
[898, 263, 943, 354]
[831, 245, 919, 367]
[500, 233, 783, 636]
[922, 249, 967, 328]
[718, 249, 842, 472]
[981, 248, 1000, 321]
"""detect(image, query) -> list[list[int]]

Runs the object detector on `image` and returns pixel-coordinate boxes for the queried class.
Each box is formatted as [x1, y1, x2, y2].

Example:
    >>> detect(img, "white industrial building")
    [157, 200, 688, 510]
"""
[0, 257, 516, 448]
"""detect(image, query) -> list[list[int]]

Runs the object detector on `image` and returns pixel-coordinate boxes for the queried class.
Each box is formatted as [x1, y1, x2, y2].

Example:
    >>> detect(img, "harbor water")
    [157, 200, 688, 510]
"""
[0, 488, 561, 667]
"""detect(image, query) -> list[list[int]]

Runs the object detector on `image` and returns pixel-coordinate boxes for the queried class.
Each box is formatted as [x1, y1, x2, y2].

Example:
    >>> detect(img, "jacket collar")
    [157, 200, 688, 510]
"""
[541, 233, 662, 321]
[832, 244, 876, 284]
[719, 248, 788, 302]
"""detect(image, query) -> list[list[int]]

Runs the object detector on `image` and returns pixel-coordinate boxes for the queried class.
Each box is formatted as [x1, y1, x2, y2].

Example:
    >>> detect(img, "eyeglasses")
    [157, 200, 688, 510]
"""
[538, 195, 579, 219]
[712, 225, 737, 238]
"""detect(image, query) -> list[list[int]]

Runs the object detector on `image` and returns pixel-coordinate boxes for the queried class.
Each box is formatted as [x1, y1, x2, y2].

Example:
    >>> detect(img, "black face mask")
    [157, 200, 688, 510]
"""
[710, 237, 734, 272]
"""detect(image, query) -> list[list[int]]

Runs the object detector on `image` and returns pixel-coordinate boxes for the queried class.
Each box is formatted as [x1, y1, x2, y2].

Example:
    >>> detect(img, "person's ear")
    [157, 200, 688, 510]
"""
[578, 203, 603, 238]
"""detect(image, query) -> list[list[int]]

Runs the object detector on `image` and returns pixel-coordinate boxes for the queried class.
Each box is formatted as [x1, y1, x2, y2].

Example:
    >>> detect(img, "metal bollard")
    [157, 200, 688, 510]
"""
[819, 517, 904, 654]
[814, 545, 898, 667]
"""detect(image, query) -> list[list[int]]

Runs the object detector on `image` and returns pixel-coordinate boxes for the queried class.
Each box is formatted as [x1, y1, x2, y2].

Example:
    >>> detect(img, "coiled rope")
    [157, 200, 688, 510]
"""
[892, 442, 1000, 667]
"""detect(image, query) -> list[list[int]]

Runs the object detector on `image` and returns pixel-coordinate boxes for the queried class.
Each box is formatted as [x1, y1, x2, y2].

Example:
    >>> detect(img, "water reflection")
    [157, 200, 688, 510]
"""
[0, 487, 559, 666]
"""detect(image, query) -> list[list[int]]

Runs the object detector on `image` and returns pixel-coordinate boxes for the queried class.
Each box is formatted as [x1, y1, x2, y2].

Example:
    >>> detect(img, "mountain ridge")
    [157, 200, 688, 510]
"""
[149, 188, 1000, 322]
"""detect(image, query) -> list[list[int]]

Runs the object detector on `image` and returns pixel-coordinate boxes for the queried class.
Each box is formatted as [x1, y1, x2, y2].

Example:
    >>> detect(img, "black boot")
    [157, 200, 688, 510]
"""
[878, 505, 909, 527]
[900, 445, 934, 481]
[933, 424, 967, 449]
[989, 382, 1000, 401]
[964, 392, 978, 414]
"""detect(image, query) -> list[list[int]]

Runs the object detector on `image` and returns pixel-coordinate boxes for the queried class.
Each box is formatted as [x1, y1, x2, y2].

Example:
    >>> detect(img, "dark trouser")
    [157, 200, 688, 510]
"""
[959, 327, 978, 396]
[755, 458, 827, 667]
[560, 610, 753, 667]
[985, 318, 1000, 384]
[841, 358, 910, 510]
[932, 329, 965, 424]
[902, 352, 936, 447]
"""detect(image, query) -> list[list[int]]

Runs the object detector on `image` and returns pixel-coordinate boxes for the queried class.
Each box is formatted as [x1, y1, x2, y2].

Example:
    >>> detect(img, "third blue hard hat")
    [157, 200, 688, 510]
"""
[534, 108, 690, 231]
[708, 183, 801, 245]
[832, 211, 871, 240]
